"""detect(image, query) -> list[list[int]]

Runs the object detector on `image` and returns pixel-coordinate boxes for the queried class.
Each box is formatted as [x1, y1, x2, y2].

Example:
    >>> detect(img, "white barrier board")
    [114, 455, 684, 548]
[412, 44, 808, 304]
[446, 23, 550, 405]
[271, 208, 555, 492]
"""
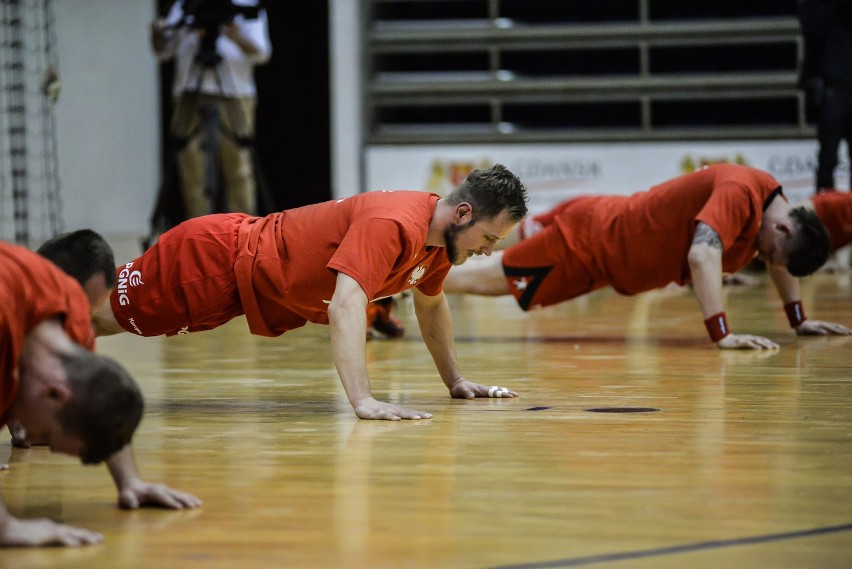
[366, 141, 850, 213]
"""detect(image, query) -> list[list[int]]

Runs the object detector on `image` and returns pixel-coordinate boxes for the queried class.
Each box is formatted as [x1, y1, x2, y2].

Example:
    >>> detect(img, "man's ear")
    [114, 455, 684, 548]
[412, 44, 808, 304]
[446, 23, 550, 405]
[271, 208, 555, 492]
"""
[44, 383, 72, 406]
[454, 202, 473, 224]
[776, 221, 794, 239]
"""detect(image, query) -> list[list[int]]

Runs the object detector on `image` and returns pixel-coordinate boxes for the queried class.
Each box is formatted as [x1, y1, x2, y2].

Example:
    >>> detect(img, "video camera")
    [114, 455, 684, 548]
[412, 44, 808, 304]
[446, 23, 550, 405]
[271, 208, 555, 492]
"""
[177, 0, 261, 66]
[180, 0, 260, 31]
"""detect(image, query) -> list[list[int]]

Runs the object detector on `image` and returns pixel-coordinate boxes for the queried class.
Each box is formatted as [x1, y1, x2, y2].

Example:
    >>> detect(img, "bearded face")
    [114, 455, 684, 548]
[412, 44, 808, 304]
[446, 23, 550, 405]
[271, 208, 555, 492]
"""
[442, 208, 517, 266]
[443, 219, 475, 266]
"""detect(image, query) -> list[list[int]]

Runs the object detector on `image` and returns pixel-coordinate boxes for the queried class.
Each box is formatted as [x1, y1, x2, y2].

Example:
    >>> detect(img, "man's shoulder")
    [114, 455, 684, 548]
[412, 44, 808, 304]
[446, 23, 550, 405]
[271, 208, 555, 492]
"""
[346, 191, 435, 244]
[0, 242, 67, 286]
[0, 243, 89, 345]
[0, 240, 36, 262]
[12, 240, 86, 286]
[356, 189, 435, 202]
[710, 164, 779, 190]
[348, 190, 436, 218]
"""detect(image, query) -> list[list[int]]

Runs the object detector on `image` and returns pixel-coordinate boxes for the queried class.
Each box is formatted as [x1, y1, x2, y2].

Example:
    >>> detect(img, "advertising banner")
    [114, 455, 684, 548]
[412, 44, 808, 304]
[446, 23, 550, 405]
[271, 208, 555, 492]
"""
[366, 141, 850, 214]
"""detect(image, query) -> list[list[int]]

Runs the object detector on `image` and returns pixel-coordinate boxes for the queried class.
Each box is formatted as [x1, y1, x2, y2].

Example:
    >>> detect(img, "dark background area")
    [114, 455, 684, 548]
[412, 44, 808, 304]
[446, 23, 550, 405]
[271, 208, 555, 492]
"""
[255, 1, 330, 211]
[154, 0, 331, 221]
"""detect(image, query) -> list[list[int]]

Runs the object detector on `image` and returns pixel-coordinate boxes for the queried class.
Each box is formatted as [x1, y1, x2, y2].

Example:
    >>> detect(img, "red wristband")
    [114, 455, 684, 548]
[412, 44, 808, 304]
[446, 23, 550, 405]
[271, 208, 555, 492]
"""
[783, 301, 807, 328]
[704, 312, 730, 342]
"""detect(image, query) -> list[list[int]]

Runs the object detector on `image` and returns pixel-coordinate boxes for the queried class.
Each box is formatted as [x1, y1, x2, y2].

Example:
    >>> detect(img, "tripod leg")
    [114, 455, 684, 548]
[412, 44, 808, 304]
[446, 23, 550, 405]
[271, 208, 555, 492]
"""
[218, 97, 257, 214]
[200, 102, 221, 215]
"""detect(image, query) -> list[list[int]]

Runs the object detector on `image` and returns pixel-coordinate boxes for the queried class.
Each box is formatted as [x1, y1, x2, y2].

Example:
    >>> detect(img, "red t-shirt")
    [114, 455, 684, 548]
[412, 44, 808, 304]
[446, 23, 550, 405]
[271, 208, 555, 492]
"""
[812, 190, 852, 252]
[0, 242, 94, 424]
[235, 190, 451, 336]
[552, 164, 782, 295]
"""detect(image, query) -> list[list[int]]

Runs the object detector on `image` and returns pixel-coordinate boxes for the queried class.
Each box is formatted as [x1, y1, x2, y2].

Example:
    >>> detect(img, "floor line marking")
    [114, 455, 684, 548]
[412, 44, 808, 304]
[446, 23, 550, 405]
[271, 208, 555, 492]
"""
[485, 522, 852, 569]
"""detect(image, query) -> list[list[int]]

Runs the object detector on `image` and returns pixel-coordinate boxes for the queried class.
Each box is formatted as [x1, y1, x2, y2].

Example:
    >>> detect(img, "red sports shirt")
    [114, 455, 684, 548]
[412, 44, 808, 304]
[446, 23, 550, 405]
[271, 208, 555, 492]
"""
[812, 190, 852, 252]
[0, 242, 94, 424]
[551, 164, 781, 295]
[235, 190, 451, 336]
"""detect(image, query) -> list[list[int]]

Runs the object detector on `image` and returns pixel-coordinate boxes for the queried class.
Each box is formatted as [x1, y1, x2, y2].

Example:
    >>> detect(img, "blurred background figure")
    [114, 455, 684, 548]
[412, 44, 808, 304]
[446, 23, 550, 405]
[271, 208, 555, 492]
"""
[150, 0, 271, 219]
[799, 0, 852, 192]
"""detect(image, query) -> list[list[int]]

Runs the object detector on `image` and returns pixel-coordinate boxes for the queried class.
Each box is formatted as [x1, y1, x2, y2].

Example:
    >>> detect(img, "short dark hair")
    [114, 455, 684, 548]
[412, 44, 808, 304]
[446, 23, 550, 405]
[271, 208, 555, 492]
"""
[445, 164, 529, 223]
[37, 229, 116, 288]
[786, 206, 830, 277]
[60, 348, 144, 464]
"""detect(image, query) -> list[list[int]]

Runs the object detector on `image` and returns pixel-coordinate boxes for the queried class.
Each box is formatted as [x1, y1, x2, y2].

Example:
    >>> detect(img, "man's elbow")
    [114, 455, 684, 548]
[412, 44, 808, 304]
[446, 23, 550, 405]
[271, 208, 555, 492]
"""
[326, 299, 346, 325]
[687, 244, 717, 269]
[328, 294, 366, 326]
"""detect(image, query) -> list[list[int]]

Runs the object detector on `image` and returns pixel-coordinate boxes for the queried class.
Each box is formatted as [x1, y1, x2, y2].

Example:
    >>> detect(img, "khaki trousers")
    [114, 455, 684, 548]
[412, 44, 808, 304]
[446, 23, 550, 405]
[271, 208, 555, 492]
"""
[171, 93, 257, 218]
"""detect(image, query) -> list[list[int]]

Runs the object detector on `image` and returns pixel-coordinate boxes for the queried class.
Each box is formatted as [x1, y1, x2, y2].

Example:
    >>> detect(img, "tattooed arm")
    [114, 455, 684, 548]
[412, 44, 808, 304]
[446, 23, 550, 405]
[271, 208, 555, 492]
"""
[687, 222, 779, 349]
[688, 222, 725, 320]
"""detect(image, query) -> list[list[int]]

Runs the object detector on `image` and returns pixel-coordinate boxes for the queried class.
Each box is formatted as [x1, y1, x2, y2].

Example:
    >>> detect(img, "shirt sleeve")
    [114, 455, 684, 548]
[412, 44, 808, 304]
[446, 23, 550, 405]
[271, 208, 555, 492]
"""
[154, 1, 185, 61]
[694, 180, 761, 251]
[236, 9, 272, 64]
[415, 256, 452, 296]
[327, 218, 405, 301]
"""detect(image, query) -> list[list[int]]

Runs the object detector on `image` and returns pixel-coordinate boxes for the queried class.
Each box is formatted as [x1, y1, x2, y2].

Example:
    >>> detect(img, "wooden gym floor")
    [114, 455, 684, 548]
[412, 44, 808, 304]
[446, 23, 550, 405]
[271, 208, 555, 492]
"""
[1, 258, 850, 568]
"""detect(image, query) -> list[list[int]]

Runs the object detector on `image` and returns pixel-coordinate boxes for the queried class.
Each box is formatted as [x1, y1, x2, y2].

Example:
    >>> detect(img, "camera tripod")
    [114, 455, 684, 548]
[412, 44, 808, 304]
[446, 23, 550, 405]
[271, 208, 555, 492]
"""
[143, 26, 273, 249]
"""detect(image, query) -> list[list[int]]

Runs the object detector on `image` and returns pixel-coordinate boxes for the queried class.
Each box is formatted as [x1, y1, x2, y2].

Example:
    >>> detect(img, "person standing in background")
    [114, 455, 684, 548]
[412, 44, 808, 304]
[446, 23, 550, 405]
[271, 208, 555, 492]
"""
[150, 0, 272, 218]
[800, 0, 852, 192]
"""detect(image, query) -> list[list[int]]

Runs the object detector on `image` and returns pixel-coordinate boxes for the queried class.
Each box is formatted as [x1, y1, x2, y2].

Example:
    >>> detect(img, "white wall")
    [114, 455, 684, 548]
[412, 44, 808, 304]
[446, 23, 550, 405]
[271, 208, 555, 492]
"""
[54, 0, 159, 237]
[329, 0, 362, 200]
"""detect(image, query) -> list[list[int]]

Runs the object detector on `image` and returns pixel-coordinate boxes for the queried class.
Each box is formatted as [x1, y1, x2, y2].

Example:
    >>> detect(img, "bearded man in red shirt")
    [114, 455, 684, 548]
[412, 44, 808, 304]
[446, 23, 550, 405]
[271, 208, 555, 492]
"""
[94, 164, 529, 419]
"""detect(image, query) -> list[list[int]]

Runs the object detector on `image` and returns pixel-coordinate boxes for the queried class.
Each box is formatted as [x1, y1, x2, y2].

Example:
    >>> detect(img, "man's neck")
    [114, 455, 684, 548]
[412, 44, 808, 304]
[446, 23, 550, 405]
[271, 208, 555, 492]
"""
[426, 198, 450, 248]
[764, 194, 791, 225]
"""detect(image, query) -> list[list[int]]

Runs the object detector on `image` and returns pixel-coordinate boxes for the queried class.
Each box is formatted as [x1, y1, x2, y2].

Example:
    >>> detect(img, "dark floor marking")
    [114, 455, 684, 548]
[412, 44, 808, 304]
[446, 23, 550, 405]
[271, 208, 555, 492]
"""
[585, 407, 660, 413]
[484, 522, 852, 569]
[525, 406, 552, 411]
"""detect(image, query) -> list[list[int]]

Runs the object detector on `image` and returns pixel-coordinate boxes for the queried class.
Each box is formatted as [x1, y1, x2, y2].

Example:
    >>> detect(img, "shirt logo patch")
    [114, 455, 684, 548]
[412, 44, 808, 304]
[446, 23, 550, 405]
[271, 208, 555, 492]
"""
[117, 261, 144, 307]
[408, 264, 427, 286]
